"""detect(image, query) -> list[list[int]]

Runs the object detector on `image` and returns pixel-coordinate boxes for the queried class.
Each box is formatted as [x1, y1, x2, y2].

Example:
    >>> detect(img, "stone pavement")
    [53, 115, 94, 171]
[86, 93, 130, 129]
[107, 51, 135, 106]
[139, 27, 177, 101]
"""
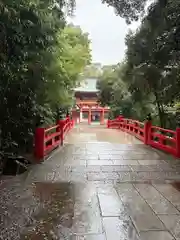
[1, 124, 180, 240]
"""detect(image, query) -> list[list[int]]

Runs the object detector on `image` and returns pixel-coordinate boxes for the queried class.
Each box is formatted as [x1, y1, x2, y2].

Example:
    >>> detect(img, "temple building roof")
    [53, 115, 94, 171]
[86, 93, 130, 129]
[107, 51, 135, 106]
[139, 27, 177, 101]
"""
[74, 78, 99, 93]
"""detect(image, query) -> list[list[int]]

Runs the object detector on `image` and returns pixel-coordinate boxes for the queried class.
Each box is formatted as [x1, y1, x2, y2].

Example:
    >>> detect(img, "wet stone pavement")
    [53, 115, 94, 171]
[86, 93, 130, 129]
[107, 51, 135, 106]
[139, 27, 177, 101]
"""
[1, 124, 180, 240]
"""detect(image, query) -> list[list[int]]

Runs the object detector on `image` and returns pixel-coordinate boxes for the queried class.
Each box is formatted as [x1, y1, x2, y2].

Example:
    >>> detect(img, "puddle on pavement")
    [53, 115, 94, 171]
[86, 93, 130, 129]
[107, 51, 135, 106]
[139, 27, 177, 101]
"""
[171, 181, 180, 192]
[21, 182, 74, 240]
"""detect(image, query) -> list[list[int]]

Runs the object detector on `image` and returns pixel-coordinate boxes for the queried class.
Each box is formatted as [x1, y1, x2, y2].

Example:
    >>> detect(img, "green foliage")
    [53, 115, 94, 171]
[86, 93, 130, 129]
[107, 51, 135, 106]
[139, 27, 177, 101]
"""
[82, 63, 102, 79]
[0, 0, 91, 154]
[97, 62, 156, 122]
[121, 0, 180, 128]
[102, 0, 168, 24]
[97, 64, 145, 120]
[97, 0, 180, 129]
[46, 24, 91, 110]
[70, 0, 167, 24]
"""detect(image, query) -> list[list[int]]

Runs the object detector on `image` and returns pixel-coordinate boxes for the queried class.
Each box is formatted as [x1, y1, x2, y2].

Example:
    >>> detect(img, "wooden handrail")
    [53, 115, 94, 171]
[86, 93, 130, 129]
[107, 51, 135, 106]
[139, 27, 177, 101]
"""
[107, 116, 180, 158]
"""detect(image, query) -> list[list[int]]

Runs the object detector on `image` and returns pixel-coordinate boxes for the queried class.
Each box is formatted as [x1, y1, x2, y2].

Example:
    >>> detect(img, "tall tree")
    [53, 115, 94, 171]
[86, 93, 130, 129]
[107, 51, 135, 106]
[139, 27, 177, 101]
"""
[0, 0, 91, 154]
[122, 0, 180, 127]
[46, 24, 91, 114]
[69, 0, 167, 24]
[97, 64, 152, 119]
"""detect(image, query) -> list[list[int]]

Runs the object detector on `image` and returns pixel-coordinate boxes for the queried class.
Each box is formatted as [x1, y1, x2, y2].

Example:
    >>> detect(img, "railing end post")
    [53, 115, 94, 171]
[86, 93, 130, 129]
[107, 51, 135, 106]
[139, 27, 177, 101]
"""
[176, 128, 180, 158]
[58, 119, 65, 145]
[34, 127, 45, 160]
[144, 120, 152, 145]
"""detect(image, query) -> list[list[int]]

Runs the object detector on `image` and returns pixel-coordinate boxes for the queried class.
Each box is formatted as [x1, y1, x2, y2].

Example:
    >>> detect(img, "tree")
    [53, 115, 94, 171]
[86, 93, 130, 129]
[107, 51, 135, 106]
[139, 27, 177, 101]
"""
[81, 63, 102, 79]
[97, 66, 118, 106]
[0, 0, 91, 156]
[69, 0, 167, 24]
[46, 24, 91, 115]
[0, 0, 63, 152]
[97, 60, 155, 120]
[102, 0, 168, 23]
[122, 0, 180, 128]
[90, 0, 180, 128]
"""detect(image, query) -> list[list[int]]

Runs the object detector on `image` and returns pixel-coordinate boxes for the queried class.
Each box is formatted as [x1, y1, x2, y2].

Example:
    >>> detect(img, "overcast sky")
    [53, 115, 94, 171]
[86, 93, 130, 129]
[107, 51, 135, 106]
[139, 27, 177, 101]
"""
[68, 0, 139, 65]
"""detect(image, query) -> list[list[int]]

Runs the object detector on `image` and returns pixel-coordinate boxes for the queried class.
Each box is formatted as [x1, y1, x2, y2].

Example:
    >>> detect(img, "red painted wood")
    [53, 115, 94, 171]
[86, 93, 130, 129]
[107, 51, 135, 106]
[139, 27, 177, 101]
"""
[176, 128, 180, 158]
[34, 128, 45, 160]
[108, 116, 180, 158]
[88, 108, 91, 125]
[34, 117, 74, 160]
[144, 121, 152, 145]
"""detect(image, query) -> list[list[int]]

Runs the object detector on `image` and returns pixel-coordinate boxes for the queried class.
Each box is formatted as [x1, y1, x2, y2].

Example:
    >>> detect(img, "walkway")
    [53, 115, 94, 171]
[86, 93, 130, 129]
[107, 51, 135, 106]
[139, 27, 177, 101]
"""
[1, 124, 180, 240]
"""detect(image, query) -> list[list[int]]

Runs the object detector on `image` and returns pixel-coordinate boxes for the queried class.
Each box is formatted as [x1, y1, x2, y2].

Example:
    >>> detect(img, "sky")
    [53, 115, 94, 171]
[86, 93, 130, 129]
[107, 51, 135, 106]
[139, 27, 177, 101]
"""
[68, 0, 139, 65]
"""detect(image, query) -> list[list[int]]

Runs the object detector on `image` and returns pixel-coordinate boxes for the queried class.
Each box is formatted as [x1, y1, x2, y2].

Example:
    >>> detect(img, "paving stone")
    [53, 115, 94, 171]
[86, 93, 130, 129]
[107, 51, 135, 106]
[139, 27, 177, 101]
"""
[111, 144, 144, 151]
[92, 180, 115, 185]
[103, 217, 140, 240]
[140, 231, 175, 240]
[134, 184, 180, 214]
[117, 172, 135, 182]
[158, 215, 180, 240]
[74, 155, 99, 160]
[86, 165, 102, 172]
[98, 155, 113, 160]
[72, 184, 103, 235]
[109, 155, 124, 160]
[54, 169, 87, 182]
[130, 165, 156, 172]
[110, 151, 143, 155]
[151, 165, 178, 172]
[135, 171, 180, 182]
[131, 164, 177, 172]
[71, 234, 106, 240]
[87, 172, 119, 181]
[72, 202, 103, 235]
[27, 168, 56, 182]
[138, 160, 167, 165]
[1, 125, 180, 239]
[123, 154, 158, 160]
[153, 184, 180, 210]
[97, 187, 127, 217]
[73, 183, 97, 202]
[10, 182, 74, 240]
[71, 166, 86, 172]
[165, 173, 180, 180]
[65, 160, 87, 166]
[115, 183, 166, 232]
[87, 160, 113, 166]
[101, 165, 131, 172]
[113, 160, 140, 165]
[109, 151, 127, 155]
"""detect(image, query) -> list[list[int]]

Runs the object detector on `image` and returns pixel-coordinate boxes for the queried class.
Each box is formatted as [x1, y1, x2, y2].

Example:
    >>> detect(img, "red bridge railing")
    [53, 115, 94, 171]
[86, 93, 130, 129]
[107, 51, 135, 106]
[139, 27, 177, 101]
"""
[34, 117, 74, 160]
[107, 116, 180, 158]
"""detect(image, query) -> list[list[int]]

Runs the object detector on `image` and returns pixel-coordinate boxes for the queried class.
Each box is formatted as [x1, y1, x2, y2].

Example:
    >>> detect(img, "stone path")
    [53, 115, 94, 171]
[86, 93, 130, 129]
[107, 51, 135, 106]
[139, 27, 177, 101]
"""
[1, 124, 180, 240]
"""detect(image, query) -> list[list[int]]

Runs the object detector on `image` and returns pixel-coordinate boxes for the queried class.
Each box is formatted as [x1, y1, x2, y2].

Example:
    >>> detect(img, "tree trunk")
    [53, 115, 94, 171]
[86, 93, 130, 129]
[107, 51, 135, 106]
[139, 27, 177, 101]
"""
[154, 91, 165, 128]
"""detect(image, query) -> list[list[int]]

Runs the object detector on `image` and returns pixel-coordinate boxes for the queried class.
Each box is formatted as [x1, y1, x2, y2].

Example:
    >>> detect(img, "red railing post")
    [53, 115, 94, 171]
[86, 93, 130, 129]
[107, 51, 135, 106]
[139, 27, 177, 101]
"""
[57, 119, 65, 145]
[88, 108, 91, 125]
[117, 115, 123, 121]
[34, 127, 45, 160]
[68, 116, 71, 131]
[176, 128, 180, 158]
[144, 120, 152, 145]
[56, 120, 61, 142]
[107, 119, 110, 128]
[71, 119, 74, 128]
[68, 117, 70, 132]
[122, 119, 125, 130]
[65, 117, 68, 132]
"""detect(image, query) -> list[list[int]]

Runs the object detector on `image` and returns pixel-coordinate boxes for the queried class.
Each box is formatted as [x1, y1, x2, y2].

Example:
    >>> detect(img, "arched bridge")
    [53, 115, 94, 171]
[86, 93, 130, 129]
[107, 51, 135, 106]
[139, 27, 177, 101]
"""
[1, 116, 180, 240]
